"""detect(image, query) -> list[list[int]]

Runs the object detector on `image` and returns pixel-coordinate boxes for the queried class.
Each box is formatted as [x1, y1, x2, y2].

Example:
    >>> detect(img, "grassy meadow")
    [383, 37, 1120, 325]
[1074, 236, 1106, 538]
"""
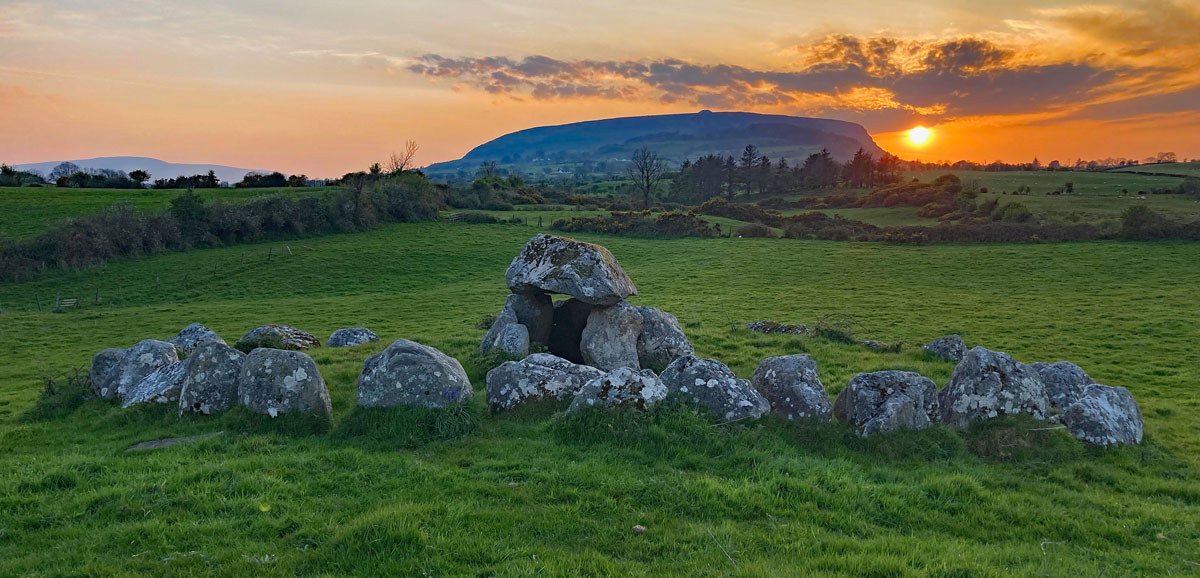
[1, 218, 1199, 576]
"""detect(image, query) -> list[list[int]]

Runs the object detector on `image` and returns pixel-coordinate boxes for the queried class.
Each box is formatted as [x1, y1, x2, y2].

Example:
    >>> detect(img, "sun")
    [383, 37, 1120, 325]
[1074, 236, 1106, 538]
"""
[908, 126, 932, 146]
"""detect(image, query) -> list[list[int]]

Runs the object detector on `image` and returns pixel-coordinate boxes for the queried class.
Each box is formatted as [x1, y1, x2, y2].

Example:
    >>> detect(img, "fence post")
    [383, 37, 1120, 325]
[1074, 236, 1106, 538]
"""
[268, 248, 273, 263]
[36, 295, 42, 312]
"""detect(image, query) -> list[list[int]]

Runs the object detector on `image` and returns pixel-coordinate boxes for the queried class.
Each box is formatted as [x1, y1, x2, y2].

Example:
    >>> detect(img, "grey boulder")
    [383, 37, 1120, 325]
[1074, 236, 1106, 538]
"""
[493, 323, 530, 358]
[746, 321, 808, 335]
[479, 306, 520, 355]
[750, 354, 833, 422]
[939, 347, 1048, 429]
[235, 324, 321, 353]
[179, 342, 246, 415]
[922, 334, 967, 362]
[358, 339, 473, 408]
[507, 293, 554, 343]
[635, 306, 693, 369]
[580, 301, 643, 371]
[661, 356, 770, 421]
[567, 367, 667, 413]
[486, 353, 604, 413]
[90, 348, 127, 400]
[327, 328, 380, 348]
[122, 361, 187, 408]
[1059, 384, 1143, 446]
[238, 348, 332, 421]
[833, 371, 940, 436]
[167, 323, 226, 356]
[112, 339, 179, 401]
[506, 234, 637, 305]
[1031, 361, 1093, 410]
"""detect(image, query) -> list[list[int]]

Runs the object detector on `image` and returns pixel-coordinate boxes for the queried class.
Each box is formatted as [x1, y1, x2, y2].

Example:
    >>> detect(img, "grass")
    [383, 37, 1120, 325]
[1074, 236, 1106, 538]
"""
[903, 169, 1184, 197]
[1, 218, 1199, 575]
[1110, 162, 1200, 178]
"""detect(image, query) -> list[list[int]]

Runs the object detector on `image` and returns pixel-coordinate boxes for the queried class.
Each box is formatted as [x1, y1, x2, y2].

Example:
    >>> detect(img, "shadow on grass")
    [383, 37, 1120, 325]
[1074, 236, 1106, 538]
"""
[335, 403, 480, 449]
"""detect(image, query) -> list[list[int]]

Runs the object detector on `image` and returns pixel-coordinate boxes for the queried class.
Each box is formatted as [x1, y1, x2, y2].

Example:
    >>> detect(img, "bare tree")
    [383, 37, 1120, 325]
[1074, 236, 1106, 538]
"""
[388, 139, 420, 174]
[478, 160, 499, 178]
[627, 147, 666, 209]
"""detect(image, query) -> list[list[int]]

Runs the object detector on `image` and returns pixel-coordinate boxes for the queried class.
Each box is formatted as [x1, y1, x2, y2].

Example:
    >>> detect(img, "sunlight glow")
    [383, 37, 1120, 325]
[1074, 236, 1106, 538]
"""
[908, 126, 932, 146]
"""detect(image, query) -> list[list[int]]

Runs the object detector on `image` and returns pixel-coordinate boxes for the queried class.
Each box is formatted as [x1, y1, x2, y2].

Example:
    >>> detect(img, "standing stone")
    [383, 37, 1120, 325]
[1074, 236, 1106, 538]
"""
[635, 306, 693, 369]
[179, 342, 246, 415]
[112, 339, 179, 402]
[167, 323, 226, 356]
[547, 299, 594, 363]
[358, 339, 473, 408]
[580, 301, 643, 371]
[833, 371, 940, 436]
[1059, 384, 1143, 446]
[750, 354, 833, 422]
[1031, 361, 1094, 410]
[506, 234, 637, 305]
[480, 307, 520, 355]
[486, 353, 605, 413]
[327, 328, 380, 348]
[922, 335, 967, 362]
[238, 349, 332, 421]
[122, 361, 187, 408]
[567, 367, 667, 413]
[235, 324, 321, 353]
[939, 346, 1049, 429]
[661, 356, 770, 421]
[91, 348, 127, 400]
[507, 293, 554, 344]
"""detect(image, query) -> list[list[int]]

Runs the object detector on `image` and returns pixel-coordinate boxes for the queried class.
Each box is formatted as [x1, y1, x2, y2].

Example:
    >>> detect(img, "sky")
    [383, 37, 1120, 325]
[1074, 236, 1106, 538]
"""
[1, 0, 1198, 176]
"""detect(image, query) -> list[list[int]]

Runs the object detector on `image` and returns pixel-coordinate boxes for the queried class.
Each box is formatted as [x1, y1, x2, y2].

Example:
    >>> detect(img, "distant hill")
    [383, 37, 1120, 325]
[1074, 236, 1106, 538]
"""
[14, 156, 271, 184]
[424, 111, 887, 179]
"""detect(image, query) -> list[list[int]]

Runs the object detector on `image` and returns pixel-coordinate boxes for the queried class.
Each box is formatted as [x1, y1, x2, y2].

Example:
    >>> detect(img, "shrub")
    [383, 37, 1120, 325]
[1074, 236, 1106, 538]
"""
[736, 223, 772, 237]
[23, 369, 93, 422]
[552, 211, 717, 238]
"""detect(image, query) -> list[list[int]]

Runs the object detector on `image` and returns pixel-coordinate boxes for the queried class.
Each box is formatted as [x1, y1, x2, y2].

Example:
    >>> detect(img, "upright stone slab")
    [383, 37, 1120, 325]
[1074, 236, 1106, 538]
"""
[939, 346, 1049, 429]
[358, 339, 473, 408]
[91, 348, 127, 400]
[1031, 361, 1093, 410]
[112, 339, 179, 402]
[635, 306, 693, 369]
[833, 371, 940, 436]
[1059, 384, 1143, 446]
[567, 367, 667, 413]
[486, 353, 605, 414]
[167, 323, 226, 356]
[235, 324, 321, 353]
[238, 349, 332, 422]
[122, 361, 187, 408]
[506, 234, 637, 305]
[660, 356, 770, 421]
[580, 301, 643, 371]
[328, 328, 380, 348]
[507, 293, 554, 343]
[179, 342, 246, 415]
[750, 354, 833, 422]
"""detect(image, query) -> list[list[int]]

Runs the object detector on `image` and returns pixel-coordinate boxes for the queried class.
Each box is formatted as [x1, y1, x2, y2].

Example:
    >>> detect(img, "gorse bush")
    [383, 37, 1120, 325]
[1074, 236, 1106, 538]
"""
[552, 211, 718, 237]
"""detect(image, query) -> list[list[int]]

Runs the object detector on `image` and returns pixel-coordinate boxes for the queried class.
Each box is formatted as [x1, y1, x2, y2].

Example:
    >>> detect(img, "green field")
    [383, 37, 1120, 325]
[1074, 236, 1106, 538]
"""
[904, 170, 1184, 196]
[1110, 162, 1200, 178]
[1, 220, 1199, 576]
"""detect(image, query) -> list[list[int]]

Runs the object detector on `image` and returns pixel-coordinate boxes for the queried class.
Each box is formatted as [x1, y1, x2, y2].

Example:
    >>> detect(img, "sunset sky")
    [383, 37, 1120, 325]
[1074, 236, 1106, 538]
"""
[2, 0, 1198, 176]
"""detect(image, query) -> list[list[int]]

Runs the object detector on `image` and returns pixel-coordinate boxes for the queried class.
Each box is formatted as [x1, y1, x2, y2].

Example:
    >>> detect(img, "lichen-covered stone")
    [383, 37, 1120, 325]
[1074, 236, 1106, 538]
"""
[1059, 384, 1143, 446]
[745, 321, 808, 335]
[179, 342, 246, 415]
[567, 367, 667, 413]
[327, 328, 380, 348]
[833, 371, 940, 436]
[495, 323, 530, 358]
[939, 346, 1048, 429]
[357, 339, 473, 408]
[167, 323, 226, 356]
[922, 334, 967, 362]
[750, 354, 832, 422]
[238, 349, 332, 421]
[122, 361, 187, 408]
[486, 353, 604, 413]
[480, 307, 520, 355]
[112, 339, 179, 401]
[580, 301, 643, 371]
[661, 356, 770, 421]
[506, 234, 637, 305]
[90, 347, 127, 400]
[1031, 361, 1093, 410]
[235, 324, 321, 353]
[635, 306, 693, 369]
[507, 293, 554, 343]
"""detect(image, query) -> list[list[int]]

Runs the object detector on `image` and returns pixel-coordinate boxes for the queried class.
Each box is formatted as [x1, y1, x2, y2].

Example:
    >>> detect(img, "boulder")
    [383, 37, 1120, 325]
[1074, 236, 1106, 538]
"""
[833, 371, 940, 436]
[922, 335, 967, 362]
[1031, 361, 1093, 410]
[506, 234, 637, 305]
[479, 307, 520, 355]
[493, 322, 530, 358]
[567, 367, 667, 413]
[939, 346, 1049, 429]
[167, 323, 225, 356]
[580, 301, 643, 371]
[238, 348, 332, 421]
[122, 361, 187, 408]
[661, 356, 770, 421]
[750, 354, 832, 422]
[327, 328, 380, 348]
[486, 353, 605, 413]
[235, 324, 321, 353]
[112, 339, 179, 401]
[507, 293, 554, 343]
[547, 298, 595, 363]
[1058, 384, 1143, 446]
[358, 339, 473, 408]
[179, 342, 246, 415]
[635, 306, 693, 369]
[746, 321, 808, 335]
[90, 347, 127, 400]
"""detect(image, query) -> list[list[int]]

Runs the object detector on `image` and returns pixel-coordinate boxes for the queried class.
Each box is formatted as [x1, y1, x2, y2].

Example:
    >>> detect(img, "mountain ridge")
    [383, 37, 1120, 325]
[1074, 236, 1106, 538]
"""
[14, 156, 271, 184]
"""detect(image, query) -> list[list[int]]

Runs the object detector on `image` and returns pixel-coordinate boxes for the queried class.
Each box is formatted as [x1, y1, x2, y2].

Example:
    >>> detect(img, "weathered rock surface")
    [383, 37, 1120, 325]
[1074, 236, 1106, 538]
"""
[922, 334, 967, 362]
[327, 327, 379, 348]
[494, 323, 530, 358]
[567, 367, 667, 413]
[507, 293, 554, 343]
[235, 324, 321, 353]
[90, 348, 127, 400]
[661, 356, 770, 421]
[167, 323, 226, 356]
[833, 371, 940, 436]
[1058, 384, 1143, 446]
[939, 347, 1048, 429]
[506, 234, 637, 305]
[635, 306, 693, 369]
[580, 301, 643, 371]
[547, 298, 594, 363]
[746, 321, 808, 335]
[179, 342, 246, 415]
[480, 307, 520, 355]
[486, 353, 604, 413]
[112, 339, 179, 402]
[238, 348, 332, 421]
[122, 361, 187, 408]
[126, 431, 225, 453]
[1031, 361, 1093, 410]
[358, 339, 473, 408]
[750, 354, 832, 422]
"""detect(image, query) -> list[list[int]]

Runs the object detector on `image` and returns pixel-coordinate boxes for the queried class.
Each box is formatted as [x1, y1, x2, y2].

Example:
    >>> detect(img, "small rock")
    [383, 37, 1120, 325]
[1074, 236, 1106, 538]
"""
[567, 367, 667, 413]
[746, 321, 808, 335]
[922, 334, 967, 362]
[939, 346, 1048, 429]
[580, 301, 643, 371]
[327, 328, 380, 348]
[122, 361, 187, 407]
[358, 339, 473, 408]
[632, 525, 646, 535]
[167, 323, 226, 356]
[235, 324, 321, 353]
[1059, 384, 1143, 446]
[750, 354, 832, 422]
[238, 348, 332, 422]
[479, 306, 521, 355]
[661, 356, 770, 421]
[634, 306, 693, 369]
[833, 371, 940, 436]
[506, 234, 637, 305]
[1030, 361, 1093, 410]
[125, 431, 225, 453]
[486, 353, 604, 413]
[179, 342, 246, 415]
